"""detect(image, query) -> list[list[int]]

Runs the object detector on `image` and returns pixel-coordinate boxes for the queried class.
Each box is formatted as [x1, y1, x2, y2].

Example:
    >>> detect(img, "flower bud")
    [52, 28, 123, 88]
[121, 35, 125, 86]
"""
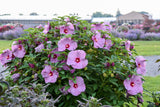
[130, 45, 134, 50]
[18, 40, 22, 44]
[48, 54, 51, 58]
[106, 62, 110, 67]
[137, 96, 144, 104]
[83, 27, 87, 30]
[84, 67, 87, 71]
[55, 26, 59, 29]
[45, 37, 48, 41]
[111, 62, 115, 66]
[29, 63, 35, 68]
[103, 73, 107, 77]
[70, 69, 75, 73]
[111, 73, 114, 77]
[128, 74, 132, 78]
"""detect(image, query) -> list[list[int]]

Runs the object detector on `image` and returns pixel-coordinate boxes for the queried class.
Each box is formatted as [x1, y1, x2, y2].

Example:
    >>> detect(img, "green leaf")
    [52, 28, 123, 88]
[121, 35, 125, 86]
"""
[57, 56, 64, 61]
[81, 92, 87, 99]
[60, 71, 65, 74]
[24, 77, 31, 82]
[65, 85, 70, 91]
[156, 59, 160, 63]
[66, 95, 70, 100]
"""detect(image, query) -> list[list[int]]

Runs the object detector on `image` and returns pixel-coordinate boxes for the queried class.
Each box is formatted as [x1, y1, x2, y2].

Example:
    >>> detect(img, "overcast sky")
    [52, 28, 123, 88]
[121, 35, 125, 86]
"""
[1, 0, 160, 18]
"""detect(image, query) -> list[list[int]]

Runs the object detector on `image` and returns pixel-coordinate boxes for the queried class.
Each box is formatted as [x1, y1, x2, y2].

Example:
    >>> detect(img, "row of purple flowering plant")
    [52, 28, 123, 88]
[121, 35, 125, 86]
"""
[0, 16, 146, 106]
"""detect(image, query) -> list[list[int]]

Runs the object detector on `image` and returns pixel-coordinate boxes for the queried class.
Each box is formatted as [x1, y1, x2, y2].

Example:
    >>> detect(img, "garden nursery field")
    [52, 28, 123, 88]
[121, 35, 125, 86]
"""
[0, 16, 160, 107]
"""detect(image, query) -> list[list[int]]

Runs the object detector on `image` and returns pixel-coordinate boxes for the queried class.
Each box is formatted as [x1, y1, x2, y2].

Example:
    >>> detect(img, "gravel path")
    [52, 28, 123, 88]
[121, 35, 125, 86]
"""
[143, 55, 160, 77]
[0, 56, 160, 77]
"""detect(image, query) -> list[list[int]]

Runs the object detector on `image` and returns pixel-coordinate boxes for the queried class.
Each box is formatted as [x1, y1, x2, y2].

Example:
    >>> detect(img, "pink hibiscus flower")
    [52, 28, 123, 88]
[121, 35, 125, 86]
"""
[64, 17, 70, 22]
[12, 41, 18, 46]
[35, 44, 44, 52]
[67, 50, 88, 69]
[43, 22, 51, 34]
[60, 22, 74, 35]
[50, 48, 60, 63]
[0, 49, 13, 65]
[125, 40, 131, 51]
[123, 75, 143, 95]
[28, 63, 35, 68]
[68, 76, 86, 96]
[12, 44, 26, 58]
[58, 37, 77, 51]
[92, 31, 105, 48]
[135, 56, 146, 75]
[36, 24, 43, 29]
[104, 39, 112, 50]
[103, 22, 112, 31]
[41, 65, 59, 83]
[91, 23, 106, 32]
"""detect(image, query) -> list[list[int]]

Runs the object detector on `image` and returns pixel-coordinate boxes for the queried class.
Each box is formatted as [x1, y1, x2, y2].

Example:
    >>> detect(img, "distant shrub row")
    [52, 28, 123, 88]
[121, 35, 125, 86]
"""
[111, 29, 160, 41]
[0, 24, 31, 40]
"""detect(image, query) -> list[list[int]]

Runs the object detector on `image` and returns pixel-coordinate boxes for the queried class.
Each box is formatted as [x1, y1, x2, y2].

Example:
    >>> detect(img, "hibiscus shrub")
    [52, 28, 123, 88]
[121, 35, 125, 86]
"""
[0, 16, 146, 106]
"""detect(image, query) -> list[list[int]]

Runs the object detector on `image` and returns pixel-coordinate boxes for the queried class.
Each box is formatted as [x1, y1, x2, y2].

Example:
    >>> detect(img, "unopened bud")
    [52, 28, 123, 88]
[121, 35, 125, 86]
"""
[103, 73, 107, 77]
[111, 62, 115, 66]
[111, 73, 114, 77]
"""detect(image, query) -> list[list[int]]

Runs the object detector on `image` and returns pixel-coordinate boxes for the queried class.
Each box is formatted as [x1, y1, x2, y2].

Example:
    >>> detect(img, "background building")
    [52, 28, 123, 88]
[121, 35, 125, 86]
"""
[0, 15, 91, 27]
[117, 11, 151, 25]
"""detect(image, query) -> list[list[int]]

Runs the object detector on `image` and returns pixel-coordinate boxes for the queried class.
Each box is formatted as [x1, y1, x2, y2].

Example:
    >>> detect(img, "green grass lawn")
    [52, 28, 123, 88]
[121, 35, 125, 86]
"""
[142, 75, 160, 106]
[0, 40, 13, 54]
[133, 41, 160, 56]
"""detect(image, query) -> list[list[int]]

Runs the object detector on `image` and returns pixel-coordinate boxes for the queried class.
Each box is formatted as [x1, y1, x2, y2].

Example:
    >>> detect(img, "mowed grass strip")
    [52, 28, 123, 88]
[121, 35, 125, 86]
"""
[133, 41, 160, 56]
[142, 75, 160, 106]
[0, 40, 13, 54]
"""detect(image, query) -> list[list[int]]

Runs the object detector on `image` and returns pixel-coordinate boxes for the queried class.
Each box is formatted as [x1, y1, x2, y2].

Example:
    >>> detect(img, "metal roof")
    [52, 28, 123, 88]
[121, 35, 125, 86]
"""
[0, 15, 92, 21]
[0, 15, 55, 20]
[91, 17, 116, 23]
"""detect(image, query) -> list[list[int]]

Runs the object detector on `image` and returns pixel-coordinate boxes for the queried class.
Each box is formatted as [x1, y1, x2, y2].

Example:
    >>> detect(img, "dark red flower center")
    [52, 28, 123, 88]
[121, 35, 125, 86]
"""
[65, 44, 70, 48]
[138, 63, 141, 67]
[73, 83, 78, 88]
[18, 45, 22, 50]
[12, 54, 15, 58]
[64, 29, 68, 34]
[130, 82, 135, 87]
[94, 38, 98, 42]
[49, 71, 53, 76]
[75, 58, 80, 63]
[53, 54, 57, 59]
[6, 55, 10, 59]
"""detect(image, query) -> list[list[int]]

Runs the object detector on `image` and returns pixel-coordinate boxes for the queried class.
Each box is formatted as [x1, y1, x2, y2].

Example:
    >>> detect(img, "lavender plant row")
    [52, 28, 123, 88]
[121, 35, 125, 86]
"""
[111, 29, 160, 41]
[0, 25, 32, 40]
